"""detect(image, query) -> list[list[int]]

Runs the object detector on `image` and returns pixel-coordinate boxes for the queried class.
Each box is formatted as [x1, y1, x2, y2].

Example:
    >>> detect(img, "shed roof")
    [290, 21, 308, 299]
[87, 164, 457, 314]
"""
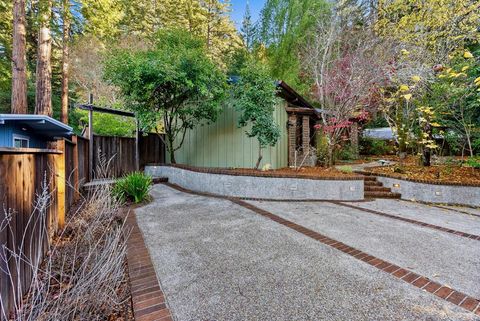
[363, 127, 395, 140]
[0, 114, 73, 139]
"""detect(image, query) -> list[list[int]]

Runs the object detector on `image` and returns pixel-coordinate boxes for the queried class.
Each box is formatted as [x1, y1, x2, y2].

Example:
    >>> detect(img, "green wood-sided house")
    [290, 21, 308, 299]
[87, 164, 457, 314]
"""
[171, 81, 319, 169]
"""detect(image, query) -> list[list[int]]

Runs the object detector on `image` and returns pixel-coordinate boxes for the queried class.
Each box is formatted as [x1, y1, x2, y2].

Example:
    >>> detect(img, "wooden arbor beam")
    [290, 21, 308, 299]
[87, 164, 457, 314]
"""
[78, 97, 140, 178]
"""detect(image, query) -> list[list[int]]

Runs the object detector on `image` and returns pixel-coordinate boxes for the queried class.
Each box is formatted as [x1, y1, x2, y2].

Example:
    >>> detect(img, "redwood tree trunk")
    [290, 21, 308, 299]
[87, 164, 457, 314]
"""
[11, 0, 28, 114]
[60, 0, 70, 124]
[34, 0, 53, 116]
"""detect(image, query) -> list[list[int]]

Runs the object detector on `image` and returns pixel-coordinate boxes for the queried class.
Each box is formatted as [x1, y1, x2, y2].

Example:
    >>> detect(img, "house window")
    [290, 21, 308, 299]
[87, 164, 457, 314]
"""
[13, 135, 29, 148]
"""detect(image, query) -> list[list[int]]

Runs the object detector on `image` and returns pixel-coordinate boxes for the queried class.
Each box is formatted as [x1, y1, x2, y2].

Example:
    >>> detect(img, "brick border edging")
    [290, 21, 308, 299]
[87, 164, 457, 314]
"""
[357, 169, 480, 187]
[147, 163, 363, 181]
[162, 182, 480, 316]
[333, 202, 480, 241]
[124, 210, 174, 321]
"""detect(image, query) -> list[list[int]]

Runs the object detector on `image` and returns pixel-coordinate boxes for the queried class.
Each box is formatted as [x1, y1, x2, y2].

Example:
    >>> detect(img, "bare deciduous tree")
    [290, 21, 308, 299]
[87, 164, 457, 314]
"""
[302, 10, 389, 165]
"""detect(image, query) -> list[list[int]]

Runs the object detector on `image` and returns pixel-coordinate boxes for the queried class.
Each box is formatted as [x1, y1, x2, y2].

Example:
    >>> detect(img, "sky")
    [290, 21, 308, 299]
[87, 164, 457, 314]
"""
[229, 0, 266, 29]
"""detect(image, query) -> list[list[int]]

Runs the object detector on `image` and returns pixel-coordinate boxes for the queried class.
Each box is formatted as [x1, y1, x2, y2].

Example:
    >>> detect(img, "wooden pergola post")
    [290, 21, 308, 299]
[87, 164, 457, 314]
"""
[135, 117, 140, 171]
[88, 93, 94, 179]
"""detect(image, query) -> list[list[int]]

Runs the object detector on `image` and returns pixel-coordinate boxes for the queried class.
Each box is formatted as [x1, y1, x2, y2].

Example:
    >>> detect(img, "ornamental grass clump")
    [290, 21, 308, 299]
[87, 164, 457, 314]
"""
[0, 175, 130, 320]
[113, 172, 153, 204]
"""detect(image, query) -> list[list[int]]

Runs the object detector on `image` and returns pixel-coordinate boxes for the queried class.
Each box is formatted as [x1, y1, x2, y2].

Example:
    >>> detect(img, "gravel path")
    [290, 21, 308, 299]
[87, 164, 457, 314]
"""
[343, 199, 480, 236]
[248, 200, 480, 299]
[134, 184, 479, 321]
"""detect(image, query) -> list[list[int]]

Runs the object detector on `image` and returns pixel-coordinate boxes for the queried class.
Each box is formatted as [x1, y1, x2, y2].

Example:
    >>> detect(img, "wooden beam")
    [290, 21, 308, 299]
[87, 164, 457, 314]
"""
[78, 104, 135, 117]
[285, 106, 316, 115]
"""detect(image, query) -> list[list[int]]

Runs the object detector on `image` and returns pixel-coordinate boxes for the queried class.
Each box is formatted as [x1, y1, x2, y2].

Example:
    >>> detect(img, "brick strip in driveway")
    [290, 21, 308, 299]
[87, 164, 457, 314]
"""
[229, 199, 480, 316]
[334, 201, 480, 241]
[125, 210, 174, 321]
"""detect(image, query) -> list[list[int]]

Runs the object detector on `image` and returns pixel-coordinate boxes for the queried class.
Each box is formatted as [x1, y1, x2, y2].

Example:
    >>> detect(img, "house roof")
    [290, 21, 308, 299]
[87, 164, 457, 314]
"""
[0, 114, 73, 139]
[276, 81, 313, 109]
[228, 76, 314, 110]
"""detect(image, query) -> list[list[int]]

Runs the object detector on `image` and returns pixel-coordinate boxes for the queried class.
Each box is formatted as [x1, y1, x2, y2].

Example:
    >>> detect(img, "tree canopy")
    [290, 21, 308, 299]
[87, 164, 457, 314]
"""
[233, 58, 281, 169]
[104, 30, 227, 163]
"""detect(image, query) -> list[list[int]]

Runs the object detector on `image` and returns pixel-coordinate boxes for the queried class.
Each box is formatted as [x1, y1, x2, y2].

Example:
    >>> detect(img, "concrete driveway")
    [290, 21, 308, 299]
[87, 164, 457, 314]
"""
[134, 184, 480, 321]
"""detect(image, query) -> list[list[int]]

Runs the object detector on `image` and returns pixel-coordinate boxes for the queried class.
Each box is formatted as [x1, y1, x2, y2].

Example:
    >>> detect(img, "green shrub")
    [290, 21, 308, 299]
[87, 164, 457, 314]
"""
[316, 131, 329, 165]
[336, 144, 358, 161]
[113, 172, 153, 203]
[465, 157, 480, 169]
[360, 138, 394, 156]
[337, 165, 353, 173]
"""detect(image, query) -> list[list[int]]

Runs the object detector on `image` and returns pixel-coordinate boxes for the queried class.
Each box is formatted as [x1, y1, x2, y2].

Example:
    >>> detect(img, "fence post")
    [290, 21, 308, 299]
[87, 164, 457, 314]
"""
[72, 135, 80, 201]
[56, 140, 66, 229]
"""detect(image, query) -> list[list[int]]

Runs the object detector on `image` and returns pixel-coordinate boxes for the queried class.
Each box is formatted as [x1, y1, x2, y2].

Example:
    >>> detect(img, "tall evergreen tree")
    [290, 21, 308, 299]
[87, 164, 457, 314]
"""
[35, 0, 53, 116]
[11, 0, 28, 114]
[240, 1, 254, 51]
[60, 0, 71, 123]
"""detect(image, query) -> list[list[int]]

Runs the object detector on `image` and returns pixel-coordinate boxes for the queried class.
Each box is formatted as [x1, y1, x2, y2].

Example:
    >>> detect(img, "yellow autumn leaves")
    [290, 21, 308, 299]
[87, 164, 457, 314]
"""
[399, 83, 412, 101]
[398, 75, 421, 101]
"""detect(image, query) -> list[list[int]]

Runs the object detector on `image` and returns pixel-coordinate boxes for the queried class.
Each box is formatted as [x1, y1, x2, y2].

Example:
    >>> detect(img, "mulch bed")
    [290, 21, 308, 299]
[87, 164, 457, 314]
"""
[218, 166, 361, 179]
[368, 164, 480, 185]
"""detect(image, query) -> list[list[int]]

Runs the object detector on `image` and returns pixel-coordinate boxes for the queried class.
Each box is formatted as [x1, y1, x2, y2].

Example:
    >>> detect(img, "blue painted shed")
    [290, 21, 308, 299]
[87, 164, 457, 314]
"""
[0, 114, 72, 149]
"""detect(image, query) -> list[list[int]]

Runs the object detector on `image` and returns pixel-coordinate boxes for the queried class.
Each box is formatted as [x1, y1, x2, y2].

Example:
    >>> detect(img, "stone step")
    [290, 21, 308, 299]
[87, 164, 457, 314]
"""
[364, 186, 391, 192]
[364, 191, 401, 199]
[364, 180, 383, 186]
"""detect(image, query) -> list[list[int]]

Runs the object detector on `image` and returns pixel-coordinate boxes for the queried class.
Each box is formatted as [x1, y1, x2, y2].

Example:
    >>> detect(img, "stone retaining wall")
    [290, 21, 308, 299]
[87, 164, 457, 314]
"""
[145, 165, 364, 201]
[377, 176, 480, 207]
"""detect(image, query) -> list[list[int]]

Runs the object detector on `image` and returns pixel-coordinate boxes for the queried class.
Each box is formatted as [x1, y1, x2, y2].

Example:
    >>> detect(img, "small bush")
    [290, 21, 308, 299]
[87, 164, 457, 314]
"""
[337, 165, 353, 173]
[360, 138, 394, 156]
[113, 172, 153, 203]
[336, 144, 358, 161]
[465, 157, 480, 169]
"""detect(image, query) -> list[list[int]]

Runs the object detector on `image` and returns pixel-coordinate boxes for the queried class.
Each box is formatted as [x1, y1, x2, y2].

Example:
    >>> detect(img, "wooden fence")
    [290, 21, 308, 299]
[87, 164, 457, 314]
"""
[93, 133, 165, 178]
[0, 133, 165, 317]
[0, 149, 60, 317]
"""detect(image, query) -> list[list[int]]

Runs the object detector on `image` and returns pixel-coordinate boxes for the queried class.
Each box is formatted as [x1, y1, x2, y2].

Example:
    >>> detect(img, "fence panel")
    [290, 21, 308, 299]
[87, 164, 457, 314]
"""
[93, 136, 136, 178]
[65, 140, 76, 212]
[140, 133, 165, 168]
[0, 150, 59, 318]
[92, 134, 165, 178]
[76, 136, 89, 184]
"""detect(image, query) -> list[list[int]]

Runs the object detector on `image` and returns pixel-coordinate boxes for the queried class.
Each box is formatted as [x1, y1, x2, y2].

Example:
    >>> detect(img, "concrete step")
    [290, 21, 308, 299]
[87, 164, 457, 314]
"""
[365, 191, 401, 199]
[364, 180, 383, 186]
[364, 186, 391, 192]
[153, 177, 169, 184]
